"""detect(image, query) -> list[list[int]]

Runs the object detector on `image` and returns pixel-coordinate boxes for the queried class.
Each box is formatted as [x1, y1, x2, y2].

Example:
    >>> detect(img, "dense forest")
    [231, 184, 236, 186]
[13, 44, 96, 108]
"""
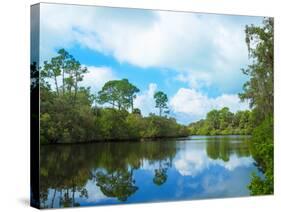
[39, 50, 188, 144]
[188, 108, 253, 135]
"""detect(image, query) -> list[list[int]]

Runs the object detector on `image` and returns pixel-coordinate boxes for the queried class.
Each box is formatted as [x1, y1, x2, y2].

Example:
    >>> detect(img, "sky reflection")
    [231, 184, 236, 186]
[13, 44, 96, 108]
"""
[40, 136, 261, 208]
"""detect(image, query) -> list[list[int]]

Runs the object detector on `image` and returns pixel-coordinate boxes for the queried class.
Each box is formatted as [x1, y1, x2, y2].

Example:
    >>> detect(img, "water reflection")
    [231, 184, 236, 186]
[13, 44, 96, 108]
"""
[40, 136, 260, 208]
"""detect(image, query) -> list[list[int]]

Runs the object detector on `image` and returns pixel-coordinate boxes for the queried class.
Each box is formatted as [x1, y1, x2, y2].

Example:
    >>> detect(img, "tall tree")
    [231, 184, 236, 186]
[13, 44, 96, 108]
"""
[98, 79, 139, 111]
[42, 58, 61, 95]
[154, 91, 168, 116]
[41, 48, 87, 101]
[65, 59, 87, 103]
[122, 79, 140, 112]
[239, 17, 274, 195]
[98, 80, 118, 108]
[206, 109, 220, 130]
[239, 18, 273, 122]
[57, 49, 71, 95]
[218, 107, 234, 130]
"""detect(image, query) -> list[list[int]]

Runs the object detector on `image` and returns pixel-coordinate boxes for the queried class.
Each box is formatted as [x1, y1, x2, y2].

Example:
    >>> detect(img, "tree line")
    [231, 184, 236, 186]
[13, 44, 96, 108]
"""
[188, 107, 253, 136]
[39, 50, 188, 144]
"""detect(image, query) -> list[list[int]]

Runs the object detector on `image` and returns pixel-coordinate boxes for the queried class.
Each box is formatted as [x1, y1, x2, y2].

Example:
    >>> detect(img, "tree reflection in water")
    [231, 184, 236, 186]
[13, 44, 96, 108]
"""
[206, 136, 250, 162]
[40, 136, 253, 208]
[95, 168, 138, 201]
[40, 140, 177, 208]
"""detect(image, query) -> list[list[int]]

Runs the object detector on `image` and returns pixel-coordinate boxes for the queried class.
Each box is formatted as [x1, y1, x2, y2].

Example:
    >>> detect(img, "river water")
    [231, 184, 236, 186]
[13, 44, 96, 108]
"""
[39, 135, 261, 208]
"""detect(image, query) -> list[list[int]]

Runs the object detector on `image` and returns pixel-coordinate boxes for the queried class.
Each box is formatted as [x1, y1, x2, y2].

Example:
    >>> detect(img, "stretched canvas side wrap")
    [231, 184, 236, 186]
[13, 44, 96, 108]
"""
[30, 2, 274, 209]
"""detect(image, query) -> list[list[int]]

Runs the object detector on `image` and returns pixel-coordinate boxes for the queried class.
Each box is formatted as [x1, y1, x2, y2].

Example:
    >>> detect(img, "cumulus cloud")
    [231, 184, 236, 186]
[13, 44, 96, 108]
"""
[170, 88, 249, 119]
[40, 4, 262, 92]
[82, 66, 117, 93]
[174, 150, 208, 177]
[134, 83, 158, 116]
[175, 70, 212, 90]
[83, 181, 110, 203]
[174, 149, 253, 177]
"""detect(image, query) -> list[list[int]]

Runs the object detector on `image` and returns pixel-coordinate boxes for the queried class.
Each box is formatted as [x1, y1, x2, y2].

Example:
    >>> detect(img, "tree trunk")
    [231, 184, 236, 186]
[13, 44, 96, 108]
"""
[131, 97, 134, 112]
[72, 184, 75, 207]
[54, 76, 59, 95]
[51, 188, 57, 208]
[62, 68, 65, 95]
[73, 72, 78, 105]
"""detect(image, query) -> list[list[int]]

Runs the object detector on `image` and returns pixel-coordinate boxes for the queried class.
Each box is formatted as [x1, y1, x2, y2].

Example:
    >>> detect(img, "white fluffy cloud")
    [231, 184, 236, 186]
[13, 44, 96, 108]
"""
[40, 5, 245, 69]
[138, 143, 254, 178]
[134, 83, 158, 116]
[174, 150, 208, 177]
[174, 149, 253, 177]
[175, 70, 212, 90]
[40, 4, 261, 91]
[83, 180, 111, 203]
[170, 88, 249, 118]
[82, 66, 117, 93]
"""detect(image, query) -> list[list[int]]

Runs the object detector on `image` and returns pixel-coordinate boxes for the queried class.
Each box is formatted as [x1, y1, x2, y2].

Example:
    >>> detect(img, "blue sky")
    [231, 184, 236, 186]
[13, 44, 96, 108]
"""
[39, 3, 264, 124]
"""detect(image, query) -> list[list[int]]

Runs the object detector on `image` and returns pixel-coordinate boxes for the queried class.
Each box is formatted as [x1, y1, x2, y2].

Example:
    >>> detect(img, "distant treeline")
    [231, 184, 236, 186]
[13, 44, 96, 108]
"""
[38, 49, 188, 144]
[188, 107, 252, 136]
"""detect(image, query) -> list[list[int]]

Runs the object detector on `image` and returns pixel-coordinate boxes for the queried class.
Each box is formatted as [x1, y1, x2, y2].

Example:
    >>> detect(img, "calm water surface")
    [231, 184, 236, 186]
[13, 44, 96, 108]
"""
[40, 135, 261, 208]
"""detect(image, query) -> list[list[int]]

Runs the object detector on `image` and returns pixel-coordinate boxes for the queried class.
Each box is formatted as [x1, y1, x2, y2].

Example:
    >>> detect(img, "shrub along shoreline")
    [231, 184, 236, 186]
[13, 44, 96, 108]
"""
[40, 106, 189, 144]
[41, 135, 191, 145]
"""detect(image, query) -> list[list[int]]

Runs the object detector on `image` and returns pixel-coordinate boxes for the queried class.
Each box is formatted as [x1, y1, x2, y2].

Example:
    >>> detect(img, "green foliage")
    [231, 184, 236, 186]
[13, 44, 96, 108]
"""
[153, 168, 168, 186]
[98, 109, 129, 140]
[41, 48, 87, 97]
[248, 171, 273, 195]
[98, 79, 139, 111]
[142, 115, 189, 138]
[188, 108, 252, 135]
[132, 108, 142, 115]
[248, 116, 273, 195]
[96, 169, 138, 202]
[205, 136, 251, 162]
[125, 113, 145, 139]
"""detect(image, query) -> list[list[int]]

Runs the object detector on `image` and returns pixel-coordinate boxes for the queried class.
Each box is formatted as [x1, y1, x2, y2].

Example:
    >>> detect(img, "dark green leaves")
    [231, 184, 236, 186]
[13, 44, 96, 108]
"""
[98, 79, 139, 111]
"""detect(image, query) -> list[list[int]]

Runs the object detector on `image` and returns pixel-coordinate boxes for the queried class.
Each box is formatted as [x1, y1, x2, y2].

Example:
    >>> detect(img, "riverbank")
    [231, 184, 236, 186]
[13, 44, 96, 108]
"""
[41, 107, 189, 144]
[40, 135, 191, 145]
